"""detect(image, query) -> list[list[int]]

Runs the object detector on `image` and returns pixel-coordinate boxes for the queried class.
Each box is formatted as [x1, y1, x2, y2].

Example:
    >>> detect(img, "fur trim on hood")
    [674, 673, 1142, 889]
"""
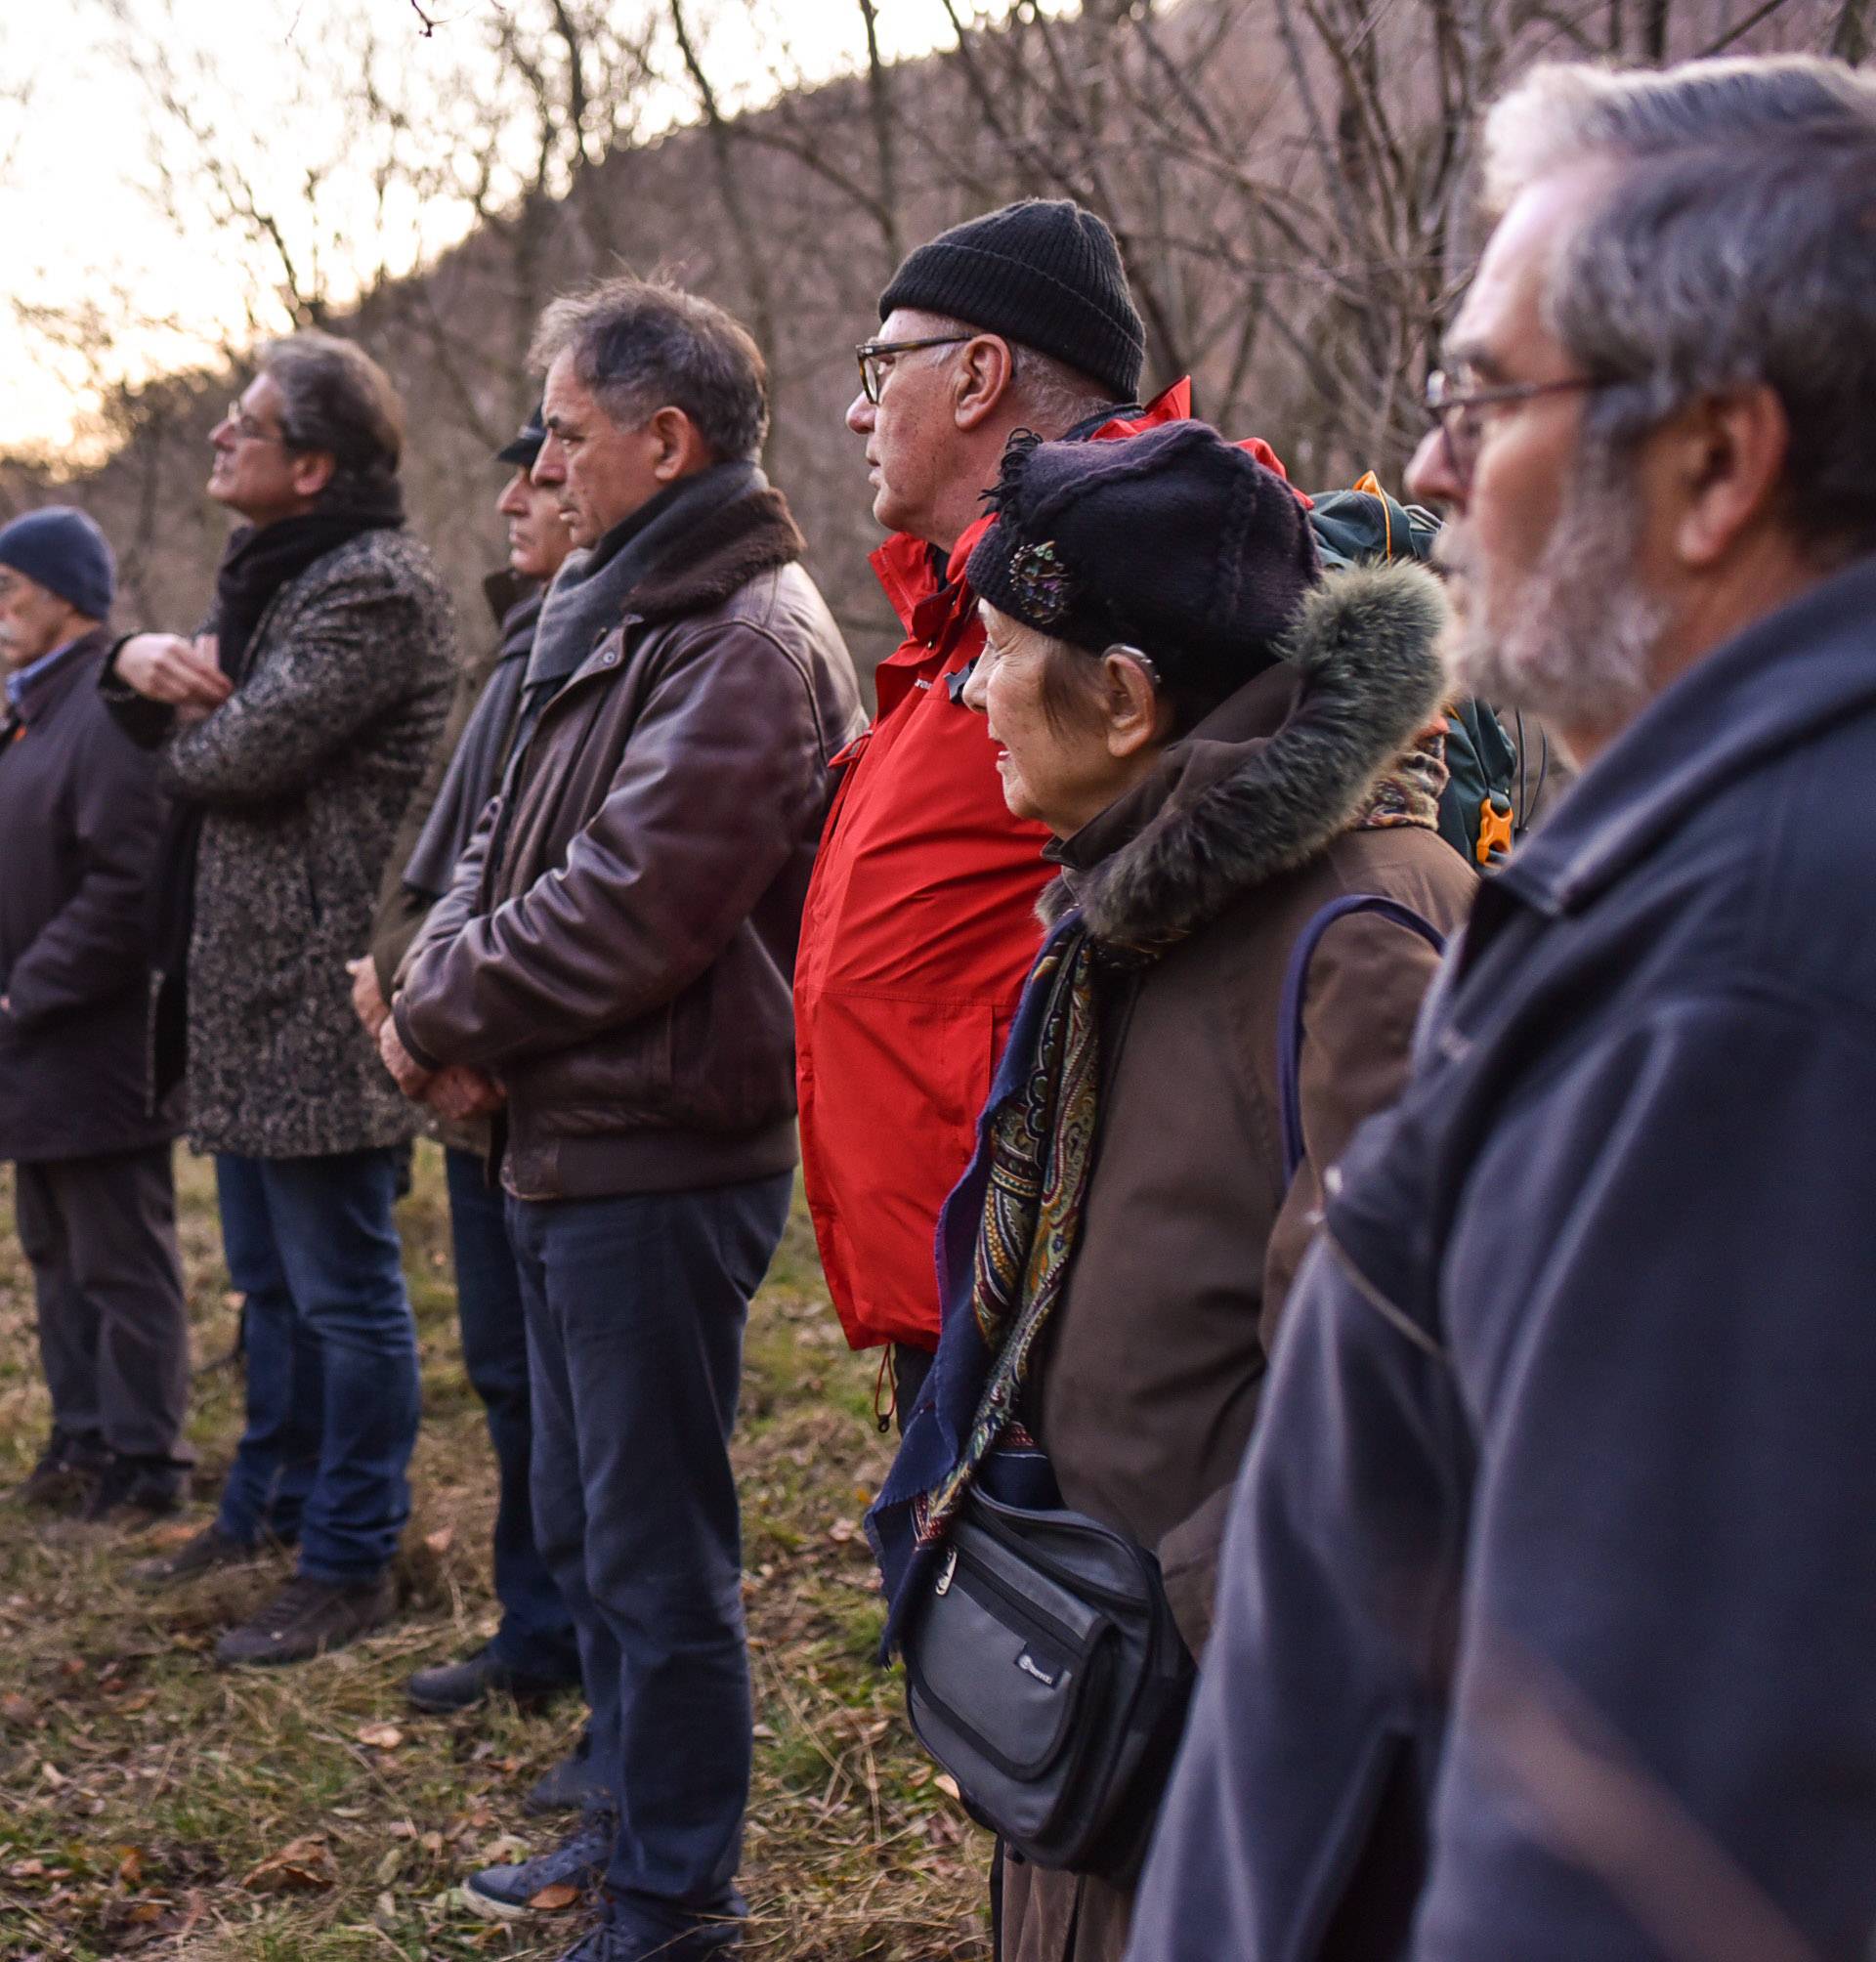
[1043, 560, 1451, 947]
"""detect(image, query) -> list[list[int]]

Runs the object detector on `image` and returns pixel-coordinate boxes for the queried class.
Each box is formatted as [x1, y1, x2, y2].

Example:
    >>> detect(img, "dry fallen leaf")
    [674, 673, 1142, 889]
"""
[239, 1836, 339, 1894]
[934, 1773, 962, 1802]
[527, 1882, 582, 1911]
[827, 1518, 858, 1545]
[0, 1693, 36, 1726]
[422, 1526, 455, 1555]
[117, 1846, 145, 1886]
[356, 1722, 405, 1750]
[126, 1901, 164, 1925]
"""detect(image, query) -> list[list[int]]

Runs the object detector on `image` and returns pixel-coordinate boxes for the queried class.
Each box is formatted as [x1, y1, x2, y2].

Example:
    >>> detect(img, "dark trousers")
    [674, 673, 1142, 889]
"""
[12, 1144, 192, 1463]
[214, 1148, 419, 1584]
[442, 1147, 578, 1680]
[508, 1172, 791, 1940]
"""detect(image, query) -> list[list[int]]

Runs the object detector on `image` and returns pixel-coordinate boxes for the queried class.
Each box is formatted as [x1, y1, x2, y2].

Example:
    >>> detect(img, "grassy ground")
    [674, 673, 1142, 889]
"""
[0, 1147, 992, 1961]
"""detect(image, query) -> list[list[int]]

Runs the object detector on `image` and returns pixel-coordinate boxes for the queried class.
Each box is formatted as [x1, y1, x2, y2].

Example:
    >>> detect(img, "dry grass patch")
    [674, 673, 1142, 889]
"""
[0, 1147, 989, 1960]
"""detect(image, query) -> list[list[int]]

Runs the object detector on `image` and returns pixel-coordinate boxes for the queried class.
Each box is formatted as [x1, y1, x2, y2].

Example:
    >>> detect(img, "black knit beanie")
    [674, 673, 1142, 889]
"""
[878, 199, 1146, 405]
[966, 421, 1321, 693]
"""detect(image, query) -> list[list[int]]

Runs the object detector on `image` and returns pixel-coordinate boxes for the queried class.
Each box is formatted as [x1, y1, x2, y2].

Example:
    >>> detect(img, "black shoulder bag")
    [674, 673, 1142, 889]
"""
[899, 1485, 1195, 1880]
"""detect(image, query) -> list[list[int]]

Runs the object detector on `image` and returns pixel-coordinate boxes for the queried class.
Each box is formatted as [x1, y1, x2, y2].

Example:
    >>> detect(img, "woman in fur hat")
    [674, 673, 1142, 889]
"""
[868, 419, 1477, 1962]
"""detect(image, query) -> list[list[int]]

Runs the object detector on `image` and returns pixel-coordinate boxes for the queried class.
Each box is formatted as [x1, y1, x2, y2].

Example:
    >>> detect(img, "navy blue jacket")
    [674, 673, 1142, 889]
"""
[1128, 556, 1876, 1962]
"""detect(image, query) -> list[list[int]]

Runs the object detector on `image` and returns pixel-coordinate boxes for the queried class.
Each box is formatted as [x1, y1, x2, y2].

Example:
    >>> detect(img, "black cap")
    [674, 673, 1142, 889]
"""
[878, 199, 1146, 405]
[496, 402, 548, 468]
[966, 422, 1320, 693]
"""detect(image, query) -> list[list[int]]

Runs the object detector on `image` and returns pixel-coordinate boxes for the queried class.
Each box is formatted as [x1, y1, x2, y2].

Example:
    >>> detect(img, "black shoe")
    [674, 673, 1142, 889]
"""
[42, 1457, 187, 1545]
[523, 1726, 608, 1816]
[214, 1572, 397, 1668]
[462, 1811, 614, 1920]
[128, 1522, 261, 1589]
[405, 1642, 579, 1714]
[8, 1432, 109, 1512]
[556, 1910, 741, 1959]
[82, 1456, 185, 1524]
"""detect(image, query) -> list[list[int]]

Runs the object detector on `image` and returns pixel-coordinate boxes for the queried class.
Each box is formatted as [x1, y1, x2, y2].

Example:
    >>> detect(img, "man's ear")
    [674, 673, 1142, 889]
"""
[289, 449, 338, 500]
[1103, 650, 1170, 759]
[953, 335, 1019, 433]
[1672, 384, 1790, 570]
[649, 406, 713, 481]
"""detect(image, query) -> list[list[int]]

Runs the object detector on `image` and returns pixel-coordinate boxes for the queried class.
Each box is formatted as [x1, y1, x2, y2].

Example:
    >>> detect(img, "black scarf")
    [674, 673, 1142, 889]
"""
[211, 485, 405, 676]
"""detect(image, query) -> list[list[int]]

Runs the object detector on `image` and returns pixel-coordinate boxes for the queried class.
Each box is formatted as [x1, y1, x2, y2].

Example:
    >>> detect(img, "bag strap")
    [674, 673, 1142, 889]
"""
[1277, 895, 1446, 1182]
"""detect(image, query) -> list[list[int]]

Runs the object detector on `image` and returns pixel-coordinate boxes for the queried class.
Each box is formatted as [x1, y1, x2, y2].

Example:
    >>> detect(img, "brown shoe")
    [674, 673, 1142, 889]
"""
[128, 1522, 261, 1589]
[214, 1572, 397, 1668]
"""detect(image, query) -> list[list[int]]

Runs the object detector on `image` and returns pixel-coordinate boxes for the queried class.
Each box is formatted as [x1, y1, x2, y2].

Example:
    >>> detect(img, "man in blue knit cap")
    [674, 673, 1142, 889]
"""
[0, 506, 193, 1525]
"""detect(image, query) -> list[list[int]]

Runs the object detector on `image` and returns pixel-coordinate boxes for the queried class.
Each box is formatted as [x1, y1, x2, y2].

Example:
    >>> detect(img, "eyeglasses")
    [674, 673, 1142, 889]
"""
[220, 402, 291, 447]
[854, 334, 972, 405]
[1423, 368, 1603, 489]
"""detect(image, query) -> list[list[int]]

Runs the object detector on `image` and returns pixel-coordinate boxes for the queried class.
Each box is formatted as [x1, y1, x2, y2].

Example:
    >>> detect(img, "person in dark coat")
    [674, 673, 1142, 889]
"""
[1128, 56, 1876, 1962]
[101, 332, 455, 1669]
[385, 278, 862, 1962]
[867, 422, 1475, 1962]
[350, 405, 591, 1769]
[0, 507, 192, 1524]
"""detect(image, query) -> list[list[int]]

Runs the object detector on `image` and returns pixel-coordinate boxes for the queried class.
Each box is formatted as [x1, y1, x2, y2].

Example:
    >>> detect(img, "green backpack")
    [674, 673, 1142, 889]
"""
[1309, 476, 1519, 868]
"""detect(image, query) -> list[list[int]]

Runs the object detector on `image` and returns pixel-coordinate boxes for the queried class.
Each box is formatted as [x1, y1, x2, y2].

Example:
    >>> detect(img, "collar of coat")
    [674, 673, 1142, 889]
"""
[620, 483, 807, 628]
[1040, 560, 1452, 948]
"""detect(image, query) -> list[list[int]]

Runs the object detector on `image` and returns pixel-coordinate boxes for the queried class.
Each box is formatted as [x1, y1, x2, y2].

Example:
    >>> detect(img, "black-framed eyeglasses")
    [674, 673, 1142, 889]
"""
[1423, 368, 1602, 488]
[854, 334, 972, 405]
[220, 401, 291, 447]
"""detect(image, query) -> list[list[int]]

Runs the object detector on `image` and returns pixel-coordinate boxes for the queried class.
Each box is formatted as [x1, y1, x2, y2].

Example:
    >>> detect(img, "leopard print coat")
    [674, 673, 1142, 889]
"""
[157, 529, 455, 1158]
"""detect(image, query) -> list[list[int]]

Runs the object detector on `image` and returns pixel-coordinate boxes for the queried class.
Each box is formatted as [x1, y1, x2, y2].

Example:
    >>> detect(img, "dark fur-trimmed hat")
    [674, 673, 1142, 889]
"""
[966, 420, 1320, 694]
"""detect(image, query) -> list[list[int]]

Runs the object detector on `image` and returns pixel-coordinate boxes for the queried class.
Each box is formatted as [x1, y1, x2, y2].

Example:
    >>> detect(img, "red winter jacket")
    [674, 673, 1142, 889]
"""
[796, 383, 1304, 1354]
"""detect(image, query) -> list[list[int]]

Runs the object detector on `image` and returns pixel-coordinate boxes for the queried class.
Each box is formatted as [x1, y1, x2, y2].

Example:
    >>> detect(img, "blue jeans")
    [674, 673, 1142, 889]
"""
[443, 1147, 579, 1681]
[508, 1173, 791, 1941]
[214, 1149, 420, 1584]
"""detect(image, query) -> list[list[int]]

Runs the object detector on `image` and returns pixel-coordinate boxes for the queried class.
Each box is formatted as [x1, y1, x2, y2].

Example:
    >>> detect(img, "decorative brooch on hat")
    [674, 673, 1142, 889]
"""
[1007, 539, 1074, 627]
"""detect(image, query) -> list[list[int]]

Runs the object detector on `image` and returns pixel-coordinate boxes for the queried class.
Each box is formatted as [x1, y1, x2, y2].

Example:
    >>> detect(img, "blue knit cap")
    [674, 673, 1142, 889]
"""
[0, 506, 116, 621]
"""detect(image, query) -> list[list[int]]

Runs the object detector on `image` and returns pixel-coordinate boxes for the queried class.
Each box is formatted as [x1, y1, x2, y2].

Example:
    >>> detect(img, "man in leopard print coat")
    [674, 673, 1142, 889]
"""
[102, 332, 455, 1667]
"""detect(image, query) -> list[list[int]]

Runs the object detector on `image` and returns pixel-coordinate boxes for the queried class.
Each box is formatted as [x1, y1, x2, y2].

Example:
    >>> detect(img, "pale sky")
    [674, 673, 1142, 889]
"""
[0, 0, 960, 459]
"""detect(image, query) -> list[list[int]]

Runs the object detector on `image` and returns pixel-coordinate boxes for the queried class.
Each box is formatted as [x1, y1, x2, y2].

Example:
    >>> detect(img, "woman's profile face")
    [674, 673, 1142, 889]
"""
[964, 604, 1150, 839]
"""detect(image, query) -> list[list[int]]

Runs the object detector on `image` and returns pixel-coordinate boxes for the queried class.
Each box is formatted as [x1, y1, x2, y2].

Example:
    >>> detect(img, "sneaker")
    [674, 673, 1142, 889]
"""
[406, 1642, 581, 1715]
[7, 1432, 108, 1512]
[214, 1572, 397, 1668]
[554, 1908, 741, 1959]
[524, 1726, 609, 1816]
[462, 1811, 614, 1921]
[128, 1522, 261, 1590]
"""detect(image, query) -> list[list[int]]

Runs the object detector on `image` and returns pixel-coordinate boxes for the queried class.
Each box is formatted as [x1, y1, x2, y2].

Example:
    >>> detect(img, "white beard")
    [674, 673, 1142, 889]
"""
[1442, 466, 1667, 731]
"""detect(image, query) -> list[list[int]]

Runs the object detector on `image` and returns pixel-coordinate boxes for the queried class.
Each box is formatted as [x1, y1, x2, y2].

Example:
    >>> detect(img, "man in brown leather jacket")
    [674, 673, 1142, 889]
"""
[385, 277, 863, 1962]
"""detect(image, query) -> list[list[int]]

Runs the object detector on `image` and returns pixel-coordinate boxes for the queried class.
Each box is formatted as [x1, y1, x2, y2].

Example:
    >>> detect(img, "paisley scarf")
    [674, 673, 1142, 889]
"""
[867, 912, 1131, 1648]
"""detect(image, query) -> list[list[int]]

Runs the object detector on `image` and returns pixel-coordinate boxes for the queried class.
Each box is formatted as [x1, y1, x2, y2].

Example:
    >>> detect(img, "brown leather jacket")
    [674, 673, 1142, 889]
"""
[394, 486, 863, 1200]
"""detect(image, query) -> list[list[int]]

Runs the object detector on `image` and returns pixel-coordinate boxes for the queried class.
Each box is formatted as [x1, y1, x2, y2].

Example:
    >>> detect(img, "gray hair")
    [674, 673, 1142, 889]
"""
[529, 277, 768, 462]
[1483, 58, 1876, 562]
[1008, 343, 1119, 435]
[259, 331, 405, 508]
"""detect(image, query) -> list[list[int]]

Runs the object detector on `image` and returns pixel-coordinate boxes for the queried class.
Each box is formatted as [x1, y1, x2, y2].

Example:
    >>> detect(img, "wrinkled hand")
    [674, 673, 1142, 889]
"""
[114, 632, 233, 710]
[347, 957, 390, 1039]
[424, 1065, 506, 1123]
[377, 1014, 433, 1098]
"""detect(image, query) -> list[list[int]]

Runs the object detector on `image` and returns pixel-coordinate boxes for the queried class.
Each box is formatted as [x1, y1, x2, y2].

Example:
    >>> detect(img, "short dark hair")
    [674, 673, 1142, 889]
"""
[528, 277, 768, 462]
[260, 331, 405, 508]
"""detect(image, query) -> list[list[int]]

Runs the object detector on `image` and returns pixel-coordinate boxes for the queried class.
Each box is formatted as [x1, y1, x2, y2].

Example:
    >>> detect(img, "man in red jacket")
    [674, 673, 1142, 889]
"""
[797, 199, 1184, 1421]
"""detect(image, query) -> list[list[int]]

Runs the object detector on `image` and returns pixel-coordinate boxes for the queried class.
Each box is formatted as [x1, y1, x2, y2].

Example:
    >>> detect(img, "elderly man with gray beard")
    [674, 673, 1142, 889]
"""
[1127, 54, 1876, 1962]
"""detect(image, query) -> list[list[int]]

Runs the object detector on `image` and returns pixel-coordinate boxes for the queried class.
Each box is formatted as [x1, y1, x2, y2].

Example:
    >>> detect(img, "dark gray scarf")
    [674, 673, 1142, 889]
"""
[401, 586, 541, 902]
[520, 460, 763, 709]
